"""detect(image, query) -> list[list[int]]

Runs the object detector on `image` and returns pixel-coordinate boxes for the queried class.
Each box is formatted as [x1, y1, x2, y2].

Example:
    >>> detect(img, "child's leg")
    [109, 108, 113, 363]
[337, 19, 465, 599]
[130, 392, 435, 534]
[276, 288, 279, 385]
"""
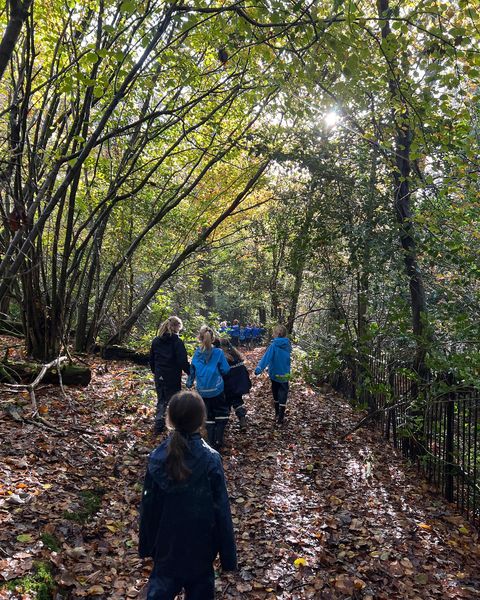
[154, 381, 167, 433]
[183, 568, 215, 600]
[271, 380, 280, 418]
[154, 384, 179, 434]
[213, 393, 230, 449]
[203, 397, 216, 447]
[147, 570, 182, 599]
[276, 382, 289, 423]
[231, 394, 247, 428]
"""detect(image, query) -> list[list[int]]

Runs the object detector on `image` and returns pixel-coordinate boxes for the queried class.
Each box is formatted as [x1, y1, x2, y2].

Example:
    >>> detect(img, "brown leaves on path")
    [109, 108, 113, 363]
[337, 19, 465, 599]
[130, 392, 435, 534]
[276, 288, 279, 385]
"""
[218, 349, 480, 599]
[0, 339, 479, 599]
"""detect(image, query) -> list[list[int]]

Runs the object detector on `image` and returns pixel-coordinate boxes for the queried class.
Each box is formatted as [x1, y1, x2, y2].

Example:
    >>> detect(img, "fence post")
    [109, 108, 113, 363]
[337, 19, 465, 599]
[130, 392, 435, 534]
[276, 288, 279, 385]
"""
[445, 388, 455, 503]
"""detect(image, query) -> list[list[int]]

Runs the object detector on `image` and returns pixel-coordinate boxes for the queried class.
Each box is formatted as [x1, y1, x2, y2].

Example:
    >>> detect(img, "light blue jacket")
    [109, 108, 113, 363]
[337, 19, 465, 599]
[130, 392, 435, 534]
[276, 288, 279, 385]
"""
[255, 337, 291, 382]
[187, 347, 230, 398]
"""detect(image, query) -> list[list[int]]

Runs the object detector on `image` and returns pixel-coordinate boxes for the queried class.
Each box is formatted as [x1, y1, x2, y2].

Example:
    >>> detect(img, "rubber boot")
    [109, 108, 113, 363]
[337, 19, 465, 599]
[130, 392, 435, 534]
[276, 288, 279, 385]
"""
[274, 402, 279, 421]
[277, 405, 286, 425]
[154, 417, 165, 436]
[206, 422, 216, 448]
[238, 415, 247, 431]
[215, 420, 227, 451]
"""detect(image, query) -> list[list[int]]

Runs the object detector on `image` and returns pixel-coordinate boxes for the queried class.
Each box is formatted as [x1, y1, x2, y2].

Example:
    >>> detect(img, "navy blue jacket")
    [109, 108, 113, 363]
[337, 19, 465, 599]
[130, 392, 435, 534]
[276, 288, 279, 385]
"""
[139, 433, 237, 577]
[223, 355, 252, 398]
[149, 334, 190, 389]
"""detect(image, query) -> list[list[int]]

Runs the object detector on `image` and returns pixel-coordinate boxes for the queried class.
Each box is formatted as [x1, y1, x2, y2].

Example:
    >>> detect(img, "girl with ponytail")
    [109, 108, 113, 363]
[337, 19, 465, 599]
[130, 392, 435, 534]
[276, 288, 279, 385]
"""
[149, 316, 190, 434]
[139, 391, 237, 599]
[186, 325, 231, 449]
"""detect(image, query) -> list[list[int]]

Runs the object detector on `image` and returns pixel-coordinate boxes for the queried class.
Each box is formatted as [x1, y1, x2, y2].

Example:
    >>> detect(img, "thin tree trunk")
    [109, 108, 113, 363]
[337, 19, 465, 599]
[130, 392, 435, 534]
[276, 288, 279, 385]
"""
[377, 0, 429, 378]
[286, 196, 315, 333]
[0, 0, 33, 82]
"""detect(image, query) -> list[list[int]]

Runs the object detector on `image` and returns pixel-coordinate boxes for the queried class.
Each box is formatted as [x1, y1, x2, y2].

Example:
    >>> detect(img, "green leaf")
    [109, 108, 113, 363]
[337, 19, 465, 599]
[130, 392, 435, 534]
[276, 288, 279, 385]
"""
[85, 52, 99, 64]
[120, 0, 135, 13]
[17, 534, 34, 543]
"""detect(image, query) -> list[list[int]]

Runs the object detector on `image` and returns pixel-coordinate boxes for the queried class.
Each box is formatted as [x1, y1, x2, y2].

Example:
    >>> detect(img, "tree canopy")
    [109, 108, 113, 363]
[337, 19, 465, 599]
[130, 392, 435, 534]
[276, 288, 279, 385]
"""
[0, 0, 478, 383]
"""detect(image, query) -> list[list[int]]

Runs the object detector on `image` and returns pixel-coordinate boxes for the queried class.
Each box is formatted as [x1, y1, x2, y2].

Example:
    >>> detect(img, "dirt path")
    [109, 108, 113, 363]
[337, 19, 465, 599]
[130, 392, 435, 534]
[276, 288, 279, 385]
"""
[0, 345, 479, 599]
[218, 349, 480, 599]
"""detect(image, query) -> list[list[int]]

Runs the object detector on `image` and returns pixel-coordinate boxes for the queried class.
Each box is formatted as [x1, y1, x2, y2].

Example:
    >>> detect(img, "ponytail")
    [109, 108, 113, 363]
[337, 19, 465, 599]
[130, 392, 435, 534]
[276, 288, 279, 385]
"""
[157, 315, 183, 337]
[219, 338, 243, 363]
[166, 430, 191, 481]
[198, 325, 215, 352]
[165, 391, 206, 482]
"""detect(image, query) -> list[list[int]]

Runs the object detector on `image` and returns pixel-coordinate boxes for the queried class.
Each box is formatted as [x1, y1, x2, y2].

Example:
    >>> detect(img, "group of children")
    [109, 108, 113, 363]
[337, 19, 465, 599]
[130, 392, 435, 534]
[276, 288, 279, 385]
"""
[219, 319, 265, 348]
[141, 317, 292, 599]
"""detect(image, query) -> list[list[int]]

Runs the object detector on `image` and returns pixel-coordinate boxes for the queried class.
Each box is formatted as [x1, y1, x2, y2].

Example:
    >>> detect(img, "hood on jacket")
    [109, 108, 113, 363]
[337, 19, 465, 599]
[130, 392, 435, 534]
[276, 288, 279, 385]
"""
[158, 333, 177, 342]
[148, 433, 208, 488]
[196, 349, 214, 364]
[272, 337, 291, 350]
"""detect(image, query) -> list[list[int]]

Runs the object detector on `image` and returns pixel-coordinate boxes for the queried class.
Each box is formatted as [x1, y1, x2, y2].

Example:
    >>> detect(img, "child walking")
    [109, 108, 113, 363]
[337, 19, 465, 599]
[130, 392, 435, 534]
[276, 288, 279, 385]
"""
[187, 325, 231, 449]
[254, 324, 291, 424]
[149, 316, 190, 435]
[218, 339, 251, 431]
[139, 391, 237, 599]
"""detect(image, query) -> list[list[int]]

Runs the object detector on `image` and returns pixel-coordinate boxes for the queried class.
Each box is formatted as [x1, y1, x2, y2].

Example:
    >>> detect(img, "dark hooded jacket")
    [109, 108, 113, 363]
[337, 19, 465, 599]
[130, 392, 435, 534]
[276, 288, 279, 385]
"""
[149, 333, 190, 389]
[223, 354, 252, 398]
[138, 433, 237, 578]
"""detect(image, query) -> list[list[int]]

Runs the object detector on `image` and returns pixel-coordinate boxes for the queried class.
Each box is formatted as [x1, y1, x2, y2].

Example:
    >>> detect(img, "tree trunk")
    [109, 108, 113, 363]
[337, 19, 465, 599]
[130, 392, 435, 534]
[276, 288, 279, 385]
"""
[199, 247, 215, 316]
[286, 197, 315, 333]
[96, 345, 150, 366]
[258, 306, 266, 324]
[1, 361, 91, 385]
[357, 146, 377, 411]
[0, 0, 33, 82]
[378, 0, 429, 378]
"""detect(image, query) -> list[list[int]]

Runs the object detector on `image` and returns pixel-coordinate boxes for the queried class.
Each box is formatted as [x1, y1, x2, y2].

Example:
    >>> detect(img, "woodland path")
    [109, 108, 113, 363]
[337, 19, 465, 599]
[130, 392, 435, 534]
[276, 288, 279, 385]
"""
[0, 343, 479, 599]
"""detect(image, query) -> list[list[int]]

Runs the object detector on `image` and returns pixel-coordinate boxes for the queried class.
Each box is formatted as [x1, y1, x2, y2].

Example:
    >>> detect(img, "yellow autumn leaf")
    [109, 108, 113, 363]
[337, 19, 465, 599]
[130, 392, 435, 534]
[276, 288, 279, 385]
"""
[418, 523, 432, 530]
[86, 585, 105, 595]
[458, 526, 469, 534]
[293, 557, 307, 567]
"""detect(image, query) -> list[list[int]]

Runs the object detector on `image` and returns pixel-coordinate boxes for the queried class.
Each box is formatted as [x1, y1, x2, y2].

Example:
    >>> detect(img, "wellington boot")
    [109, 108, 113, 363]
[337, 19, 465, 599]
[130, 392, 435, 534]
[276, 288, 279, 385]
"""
[239, 415, 247, 431]
[215, 420, 227, 449]
[153, 418, 165, 436]
[205, 423, 216, 448]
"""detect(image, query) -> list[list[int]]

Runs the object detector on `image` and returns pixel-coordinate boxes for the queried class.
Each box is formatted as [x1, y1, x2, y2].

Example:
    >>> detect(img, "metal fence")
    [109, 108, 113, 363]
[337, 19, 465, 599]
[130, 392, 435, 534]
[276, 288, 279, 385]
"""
[331, 352, 480, 529]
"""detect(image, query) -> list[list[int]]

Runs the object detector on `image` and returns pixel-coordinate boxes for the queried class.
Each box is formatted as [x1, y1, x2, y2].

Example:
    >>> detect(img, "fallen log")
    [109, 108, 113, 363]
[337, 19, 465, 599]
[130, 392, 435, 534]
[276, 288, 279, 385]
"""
[0, 360, 91, 386]
[0, 319, 23, 337]
[94, 344, 150, 366]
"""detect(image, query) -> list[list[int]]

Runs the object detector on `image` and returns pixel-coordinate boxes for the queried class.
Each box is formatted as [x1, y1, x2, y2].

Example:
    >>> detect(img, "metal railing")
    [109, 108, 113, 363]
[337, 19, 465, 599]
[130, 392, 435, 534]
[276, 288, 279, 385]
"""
[331, 351, 480, 528]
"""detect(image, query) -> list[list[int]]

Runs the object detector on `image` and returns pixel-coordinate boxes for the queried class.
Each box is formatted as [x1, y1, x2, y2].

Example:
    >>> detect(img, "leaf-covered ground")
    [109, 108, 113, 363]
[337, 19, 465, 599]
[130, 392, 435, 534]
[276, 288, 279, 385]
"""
[1, 343, 479, 599]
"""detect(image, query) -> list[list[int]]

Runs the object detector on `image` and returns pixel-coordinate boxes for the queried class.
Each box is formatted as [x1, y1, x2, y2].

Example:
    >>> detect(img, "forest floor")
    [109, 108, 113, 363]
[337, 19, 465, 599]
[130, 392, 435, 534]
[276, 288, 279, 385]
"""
[0, 341, 479, 600]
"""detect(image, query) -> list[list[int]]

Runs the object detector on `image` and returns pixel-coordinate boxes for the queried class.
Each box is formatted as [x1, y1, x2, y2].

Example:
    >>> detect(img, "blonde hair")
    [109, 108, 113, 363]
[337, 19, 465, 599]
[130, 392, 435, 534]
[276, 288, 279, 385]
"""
[273, 324, 287, 338]
[198, 325, 215, 352]
[157, 316, 183, 337]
